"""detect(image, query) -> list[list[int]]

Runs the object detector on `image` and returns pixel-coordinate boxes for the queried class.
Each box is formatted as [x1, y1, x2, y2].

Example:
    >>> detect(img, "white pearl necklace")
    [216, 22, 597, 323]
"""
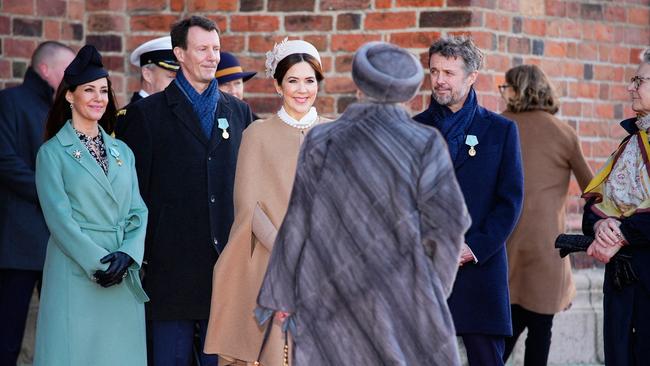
[277, 106, 318, 130]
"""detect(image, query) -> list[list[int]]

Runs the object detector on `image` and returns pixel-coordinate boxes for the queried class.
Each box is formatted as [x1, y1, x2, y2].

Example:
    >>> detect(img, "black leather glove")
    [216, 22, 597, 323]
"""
[555, 234, 594, 257]
[556, 234, 639, 290]
[611, 254, 639, 291]
[94, 251, 134, 288]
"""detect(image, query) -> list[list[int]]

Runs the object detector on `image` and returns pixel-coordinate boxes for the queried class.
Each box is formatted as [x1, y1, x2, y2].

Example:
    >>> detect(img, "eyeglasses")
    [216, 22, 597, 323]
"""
[630, 76, 650, 90]
[498, 84, 512, 94]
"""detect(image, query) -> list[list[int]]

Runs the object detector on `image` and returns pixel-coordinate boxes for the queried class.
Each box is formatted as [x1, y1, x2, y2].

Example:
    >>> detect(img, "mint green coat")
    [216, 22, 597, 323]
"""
[34, 121, 149, 366]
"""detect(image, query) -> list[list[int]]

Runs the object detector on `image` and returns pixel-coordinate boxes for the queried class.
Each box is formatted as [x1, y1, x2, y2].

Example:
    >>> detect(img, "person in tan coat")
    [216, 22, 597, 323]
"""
[204, 39, 329, 366]
[500, 64, 593, 365]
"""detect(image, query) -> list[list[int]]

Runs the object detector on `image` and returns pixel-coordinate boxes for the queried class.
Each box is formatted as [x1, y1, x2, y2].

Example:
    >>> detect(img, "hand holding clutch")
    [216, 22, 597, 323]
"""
[252, 203, 278, 252]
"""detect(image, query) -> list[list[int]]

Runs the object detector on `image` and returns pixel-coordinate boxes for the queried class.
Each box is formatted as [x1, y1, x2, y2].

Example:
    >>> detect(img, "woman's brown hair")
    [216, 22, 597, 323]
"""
[273, 53, 324, 85]
[44, 77, 117, 141]
[504, 64, 559, 115]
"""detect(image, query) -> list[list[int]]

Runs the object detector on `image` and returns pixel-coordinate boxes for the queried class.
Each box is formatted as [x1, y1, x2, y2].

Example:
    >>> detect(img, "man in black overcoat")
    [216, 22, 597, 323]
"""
[117, 16, 253, 365]
[0, 41, 74, 365]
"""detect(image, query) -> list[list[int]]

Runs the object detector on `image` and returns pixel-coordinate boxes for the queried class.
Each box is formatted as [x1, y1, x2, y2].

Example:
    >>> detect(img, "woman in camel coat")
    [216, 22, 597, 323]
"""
[204, 40, 329, 366]
[500, 64, 593, 365]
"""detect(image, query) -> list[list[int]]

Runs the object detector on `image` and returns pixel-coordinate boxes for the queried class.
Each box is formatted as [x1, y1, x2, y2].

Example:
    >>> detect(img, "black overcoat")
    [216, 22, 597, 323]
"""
[117, 81, 253, 320]
[0, 68, 51, 270]
[582, 118, 650, 365]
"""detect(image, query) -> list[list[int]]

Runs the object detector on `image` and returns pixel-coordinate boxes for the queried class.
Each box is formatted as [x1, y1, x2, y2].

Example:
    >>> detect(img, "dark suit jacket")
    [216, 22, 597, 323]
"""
[414, 105, 524, 336]
[114, 92, 144, 137]
[0, 68, 51, 270]
[117, 81, 253, 320]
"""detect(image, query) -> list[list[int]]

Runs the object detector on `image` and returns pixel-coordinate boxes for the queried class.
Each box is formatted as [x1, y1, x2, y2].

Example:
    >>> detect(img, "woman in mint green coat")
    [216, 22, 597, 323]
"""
[34, 45, 148, 366]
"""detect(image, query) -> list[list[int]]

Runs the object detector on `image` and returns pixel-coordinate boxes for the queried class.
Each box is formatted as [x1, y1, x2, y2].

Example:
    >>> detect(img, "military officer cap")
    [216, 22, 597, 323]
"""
[64, 44, 109, 87]
[129, 36, 179, 71]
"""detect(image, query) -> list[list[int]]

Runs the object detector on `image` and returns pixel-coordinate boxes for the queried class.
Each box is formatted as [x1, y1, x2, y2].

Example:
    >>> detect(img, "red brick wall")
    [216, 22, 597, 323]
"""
[1, 0, 649, 237]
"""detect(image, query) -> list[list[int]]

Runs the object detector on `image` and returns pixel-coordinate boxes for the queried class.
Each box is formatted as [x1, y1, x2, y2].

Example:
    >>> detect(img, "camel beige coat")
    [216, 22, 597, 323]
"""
[503, 110, 593, 314]
[204, 115, 328, 366]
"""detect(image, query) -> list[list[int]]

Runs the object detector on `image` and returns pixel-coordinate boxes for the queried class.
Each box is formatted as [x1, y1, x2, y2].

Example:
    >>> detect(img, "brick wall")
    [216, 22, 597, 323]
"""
[1, 0, 649, 244]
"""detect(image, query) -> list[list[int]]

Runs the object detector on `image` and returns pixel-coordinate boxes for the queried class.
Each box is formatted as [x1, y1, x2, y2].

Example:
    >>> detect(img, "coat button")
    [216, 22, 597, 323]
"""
[210, 195, 215, 203]
[208, 156, 212, 161]
[213, 237, 218, 245]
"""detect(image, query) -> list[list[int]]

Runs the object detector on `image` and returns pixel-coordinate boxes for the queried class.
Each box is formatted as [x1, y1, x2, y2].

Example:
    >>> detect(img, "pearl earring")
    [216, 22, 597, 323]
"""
[70, 103, 73, 109]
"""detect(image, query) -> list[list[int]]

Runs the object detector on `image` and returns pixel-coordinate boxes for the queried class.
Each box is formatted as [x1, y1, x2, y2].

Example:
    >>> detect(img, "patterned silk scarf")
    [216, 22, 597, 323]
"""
[175, 68, 220, 138]
[583, 116, 650, 217]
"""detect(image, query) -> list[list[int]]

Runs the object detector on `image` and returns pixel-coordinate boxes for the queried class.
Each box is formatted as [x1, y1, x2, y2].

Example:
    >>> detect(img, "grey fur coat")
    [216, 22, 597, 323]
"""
[258, 102, 471, 365]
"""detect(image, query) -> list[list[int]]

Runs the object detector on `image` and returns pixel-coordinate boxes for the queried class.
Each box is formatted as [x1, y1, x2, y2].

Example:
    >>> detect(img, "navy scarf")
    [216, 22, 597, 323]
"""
[427, 87, 478, 161]
[175, 68, 220, 138]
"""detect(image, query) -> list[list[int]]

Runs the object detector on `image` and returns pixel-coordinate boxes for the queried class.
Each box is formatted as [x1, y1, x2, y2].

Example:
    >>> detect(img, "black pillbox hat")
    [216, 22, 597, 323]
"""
[63, 45, 109, 87]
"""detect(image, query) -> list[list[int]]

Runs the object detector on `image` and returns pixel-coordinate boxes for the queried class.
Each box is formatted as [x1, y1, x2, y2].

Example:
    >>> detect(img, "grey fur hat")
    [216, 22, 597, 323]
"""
[352, 42, 424, 103]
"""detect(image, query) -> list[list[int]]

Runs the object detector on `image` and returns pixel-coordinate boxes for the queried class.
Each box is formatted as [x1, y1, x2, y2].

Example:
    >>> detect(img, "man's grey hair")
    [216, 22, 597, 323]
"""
[31, 41, 73, 67]
[428, 36, 484, 74]
[642, 48, 650, 64]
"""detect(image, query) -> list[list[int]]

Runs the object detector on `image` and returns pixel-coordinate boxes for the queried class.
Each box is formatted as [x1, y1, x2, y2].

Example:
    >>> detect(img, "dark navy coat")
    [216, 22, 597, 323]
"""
[117, 81, 253, 320]
[0, 68, 51, 270]
[414, 105, 524, 336]
[582, 118, 650, 365]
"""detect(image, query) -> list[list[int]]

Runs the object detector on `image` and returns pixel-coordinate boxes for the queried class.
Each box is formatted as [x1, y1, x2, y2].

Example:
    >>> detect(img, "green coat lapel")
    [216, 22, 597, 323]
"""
[102, 129, 121, 185]
[56, 121, 118, 204]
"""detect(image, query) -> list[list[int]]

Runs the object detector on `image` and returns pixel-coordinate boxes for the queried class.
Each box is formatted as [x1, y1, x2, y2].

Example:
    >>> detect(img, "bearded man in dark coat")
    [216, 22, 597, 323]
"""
[257, 42, 471, 365]
[413, 36, 524, 365]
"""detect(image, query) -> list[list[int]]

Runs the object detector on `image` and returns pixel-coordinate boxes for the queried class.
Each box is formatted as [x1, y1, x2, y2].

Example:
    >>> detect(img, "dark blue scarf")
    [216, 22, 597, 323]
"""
[427, 88, 478, 161]
[175, 68, 220, 138]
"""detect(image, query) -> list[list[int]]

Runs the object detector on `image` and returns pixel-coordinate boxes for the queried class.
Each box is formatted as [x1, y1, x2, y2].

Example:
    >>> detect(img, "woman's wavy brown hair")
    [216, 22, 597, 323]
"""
[505, 64, 559, 115]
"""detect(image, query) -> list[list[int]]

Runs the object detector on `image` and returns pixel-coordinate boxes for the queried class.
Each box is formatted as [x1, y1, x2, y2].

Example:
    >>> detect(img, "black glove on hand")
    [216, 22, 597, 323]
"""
[94, 251, 134, 288]
[611, 254, 639, 291]
[555, 234, 594, 257]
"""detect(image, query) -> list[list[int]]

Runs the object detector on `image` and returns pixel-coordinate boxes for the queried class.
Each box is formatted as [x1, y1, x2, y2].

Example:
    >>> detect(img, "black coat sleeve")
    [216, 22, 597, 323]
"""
[582, 198, 650, 246]
[619, 213, 650, 247]
[581, 199, 600, 237]
[0, 91, 39, 203]
[116, 104, 152, 204]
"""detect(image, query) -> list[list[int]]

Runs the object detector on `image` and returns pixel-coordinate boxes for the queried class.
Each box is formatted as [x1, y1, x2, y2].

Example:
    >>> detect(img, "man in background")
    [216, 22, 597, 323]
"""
[115, 36, 178, 136]
[215, 52, 259, 120]
[0, 41, 75, 365]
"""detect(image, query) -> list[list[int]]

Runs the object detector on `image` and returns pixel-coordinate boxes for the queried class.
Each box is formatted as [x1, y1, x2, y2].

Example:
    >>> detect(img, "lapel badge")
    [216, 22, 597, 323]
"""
[109, 147, 123, 166]
[72, 149, 82, 160]
[465, 135, 478, 157]
[217, 118, 230, 140]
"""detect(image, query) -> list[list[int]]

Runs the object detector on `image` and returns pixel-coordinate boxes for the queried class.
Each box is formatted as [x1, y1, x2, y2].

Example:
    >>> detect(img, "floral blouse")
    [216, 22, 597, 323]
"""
[75, 129, 108, 175]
